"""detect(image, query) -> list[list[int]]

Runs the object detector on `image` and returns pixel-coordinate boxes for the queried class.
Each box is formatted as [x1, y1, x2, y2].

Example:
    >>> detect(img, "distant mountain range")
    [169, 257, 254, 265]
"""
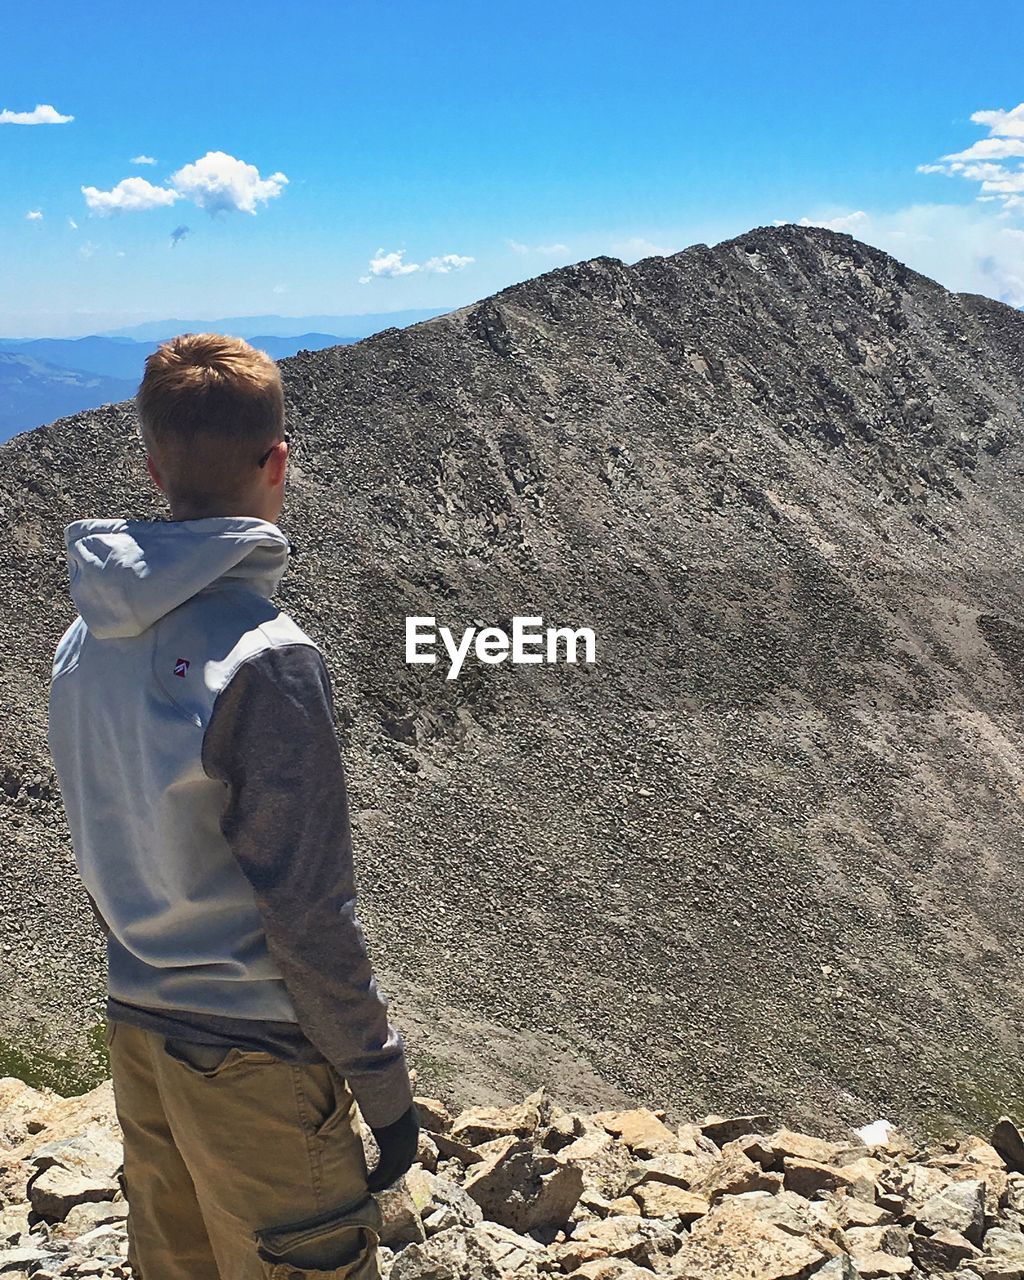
[0, 352, 137, 445]
[0, 308, 448, 442]
[0, 334, 353, 383]
[96, 308, 446, 342]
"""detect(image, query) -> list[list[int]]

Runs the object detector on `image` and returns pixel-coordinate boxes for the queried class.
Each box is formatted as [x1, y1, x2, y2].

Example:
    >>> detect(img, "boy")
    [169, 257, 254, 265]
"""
[47, 333, 418, 1279]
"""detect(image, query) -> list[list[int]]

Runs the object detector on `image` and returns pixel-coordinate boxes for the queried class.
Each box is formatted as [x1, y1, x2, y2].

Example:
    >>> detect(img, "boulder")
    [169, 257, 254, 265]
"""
[0, 1203, 31, 1247]
[730, 1187, 843, 1241]
[783, 1157, 877, 1202]
[415, 1131, 440, 1173]
[449, 1089, 551, 1147]
[551, 1214, 683, 1272]
[992, 1117, 1024, 1175]
[6, 1082, 118, 1163]
[591, 1109, 679, 1158]
[28, 1164, 121, 1224]
[0, 1244, 56, 1274]
[630, 1180, 708, 1223]
[462, 1136, 584, 1233]
[667, 1196, 830, 1279]
[562, 1262, 656, 1280]
[413, 1097, 453, 1135]
[28, 1124, 124, 1183]
[642, 1150, 706, 1187]
[432, 1132, 486, 1165]
[748, 1127, 845, 1169]
[54, 1198, 129, 1239]
[911, 1226, 982, 1272]
[389, 1220, 546, 1279]
[688, 1146, 782, 1201]
[540, 1111, 581, 1153]
[917, 1177, 986, 1245]
[376, 1178, 427, 1249]
[405, 1167, 483, 1235]
[557, 1129, 649, 1200]
[847, 1251, 912, 1277]
[699, 1115, 773, 1147]
[979, 1225, 1024, 1270]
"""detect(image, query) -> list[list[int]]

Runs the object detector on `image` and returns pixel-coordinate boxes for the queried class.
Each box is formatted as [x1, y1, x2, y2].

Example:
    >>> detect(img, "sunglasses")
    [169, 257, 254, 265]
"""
[257, 431, 291, 468]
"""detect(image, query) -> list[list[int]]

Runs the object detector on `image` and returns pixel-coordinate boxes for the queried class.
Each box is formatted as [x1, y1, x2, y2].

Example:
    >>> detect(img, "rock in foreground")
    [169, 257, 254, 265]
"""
[4, 1076, 1024, 1278]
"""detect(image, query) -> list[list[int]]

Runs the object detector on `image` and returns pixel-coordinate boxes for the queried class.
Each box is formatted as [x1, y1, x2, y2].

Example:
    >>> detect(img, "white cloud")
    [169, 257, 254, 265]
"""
[130, 154, 156, 165]
[25, 210, 43, 221]
[67, 217, 78, 230]
[507, 238, 569, 255]
[609, 235, 675, 259]
[794, 210, 869, 234]
[942, 138, 1024, 161]
[960, 161, 1011, 182]
[366, 249, 420, 278]
[422, 253, 474, 273]
[971, 104, 1024, 138]
[920, 103, 1024, 212]
[272, 283, 288, 294]
[81, 151, 287, 217]
[82, 176, 180, 213]
[79, 240, 98, 259]
[169, 151, 288, 214]
[360, 247, 474, 280]
[0, 103, 73, 125]
[977, 168, 1024, 194]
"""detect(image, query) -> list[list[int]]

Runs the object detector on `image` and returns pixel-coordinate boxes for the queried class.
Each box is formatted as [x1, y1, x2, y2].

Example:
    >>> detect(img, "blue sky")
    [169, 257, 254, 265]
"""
[3, 0, 1024, 336]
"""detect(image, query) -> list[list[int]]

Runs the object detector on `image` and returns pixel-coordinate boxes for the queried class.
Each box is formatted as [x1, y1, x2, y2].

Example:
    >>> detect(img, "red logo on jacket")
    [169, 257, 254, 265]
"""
[173, 658, 190, 678]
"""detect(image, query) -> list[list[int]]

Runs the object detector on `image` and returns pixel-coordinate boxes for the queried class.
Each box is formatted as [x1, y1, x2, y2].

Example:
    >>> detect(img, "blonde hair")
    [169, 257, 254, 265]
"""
[135, 332, 285, 509]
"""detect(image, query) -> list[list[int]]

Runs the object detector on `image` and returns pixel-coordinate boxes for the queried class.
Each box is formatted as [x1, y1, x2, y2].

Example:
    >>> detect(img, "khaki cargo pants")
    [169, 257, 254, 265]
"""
[105, 1019, 383, 1279]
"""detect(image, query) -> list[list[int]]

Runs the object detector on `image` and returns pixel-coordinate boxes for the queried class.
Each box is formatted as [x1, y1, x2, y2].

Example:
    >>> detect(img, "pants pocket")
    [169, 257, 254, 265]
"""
[254, 1192, 382, 1278]
[304, 1063, 357, 1140]
[162, 1037, 278, 1078]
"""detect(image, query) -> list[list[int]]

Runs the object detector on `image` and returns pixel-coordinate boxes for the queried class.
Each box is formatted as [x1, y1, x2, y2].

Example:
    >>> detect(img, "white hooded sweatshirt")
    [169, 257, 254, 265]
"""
[47, 515, 412, 1128]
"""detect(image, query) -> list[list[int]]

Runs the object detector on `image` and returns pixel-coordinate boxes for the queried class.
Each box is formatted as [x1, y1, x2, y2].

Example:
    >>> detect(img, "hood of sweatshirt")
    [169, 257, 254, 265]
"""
[62, 516, 294, 639]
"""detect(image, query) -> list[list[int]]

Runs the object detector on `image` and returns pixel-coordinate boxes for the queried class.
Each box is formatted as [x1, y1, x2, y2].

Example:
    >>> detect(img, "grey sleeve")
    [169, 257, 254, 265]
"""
[200, 642, 413, 1129]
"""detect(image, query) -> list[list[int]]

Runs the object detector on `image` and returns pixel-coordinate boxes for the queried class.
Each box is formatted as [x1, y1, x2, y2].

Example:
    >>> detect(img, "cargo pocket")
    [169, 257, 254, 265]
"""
[254, 1192, 383, 1278]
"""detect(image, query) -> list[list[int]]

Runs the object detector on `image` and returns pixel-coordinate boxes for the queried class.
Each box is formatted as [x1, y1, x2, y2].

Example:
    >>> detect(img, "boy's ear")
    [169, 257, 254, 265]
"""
[265, 441, 288, 487]
[145, 453, 166, 494]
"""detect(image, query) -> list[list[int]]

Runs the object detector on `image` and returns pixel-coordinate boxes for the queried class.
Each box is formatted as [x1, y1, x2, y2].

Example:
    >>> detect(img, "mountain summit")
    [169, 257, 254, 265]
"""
[4, 223, 1024, 1137]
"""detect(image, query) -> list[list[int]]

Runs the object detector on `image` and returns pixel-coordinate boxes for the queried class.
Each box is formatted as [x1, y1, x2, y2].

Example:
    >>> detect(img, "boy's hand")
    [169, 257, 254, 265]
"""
[367, 1102, 420, 1192]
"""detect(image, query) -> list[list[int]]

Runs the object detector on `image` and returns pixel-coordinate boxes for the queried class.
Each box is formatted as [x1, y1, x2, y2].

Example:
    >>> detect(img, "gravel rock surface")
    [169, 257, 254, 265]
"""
[3, 223, 1024, 1136]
